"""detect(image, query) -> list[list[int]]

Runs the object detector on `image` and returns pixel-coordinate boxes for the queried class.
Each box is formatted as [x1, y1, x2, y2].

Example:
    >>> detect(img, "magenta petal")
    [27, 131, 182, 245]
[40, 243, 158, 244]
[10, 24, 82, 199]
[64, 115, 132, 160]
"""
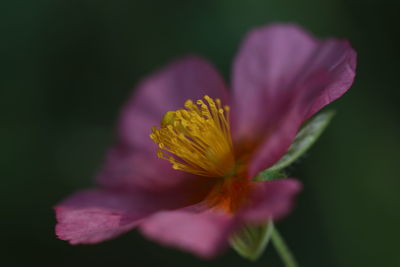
[97, 144, 198, 192]
[231, 24, 356, 176]
[55, 189, 192, 244]
[232, 24, 356, 140]
[55, 190, 142, 244]
[305, 40, 357, 118]
[232, 24, 318, 141]
[239, 179, 302, 224]
[139, 209, 235, 259]
[98, 56, 228, 191]
[118, 55, 228, 151]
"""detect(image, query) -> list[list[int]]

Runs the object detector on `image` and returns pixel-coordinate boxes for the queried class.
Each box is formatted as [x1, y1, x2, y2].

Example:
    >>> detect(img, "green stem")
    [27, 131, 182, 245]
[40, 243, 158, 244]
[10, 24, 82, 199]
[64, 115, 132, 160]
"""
[271, 227, 299, 267]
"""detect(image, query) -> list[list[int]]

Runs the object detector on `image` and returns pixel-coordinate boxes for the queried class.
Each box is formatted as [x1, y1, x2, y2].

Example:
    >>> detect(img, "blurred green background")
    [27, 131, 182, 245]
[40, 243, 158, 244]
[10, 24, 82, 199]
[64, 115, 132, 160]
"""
[2, 0, 399, 266]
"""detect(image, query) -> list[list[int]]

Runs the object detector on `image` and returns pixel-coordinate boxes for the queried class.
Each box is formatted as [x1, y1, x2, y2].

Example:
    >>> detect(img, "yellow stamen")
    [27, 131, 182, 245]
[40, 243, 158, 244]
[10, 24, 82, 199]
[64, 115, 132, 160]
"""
[150, 95, 234, 177]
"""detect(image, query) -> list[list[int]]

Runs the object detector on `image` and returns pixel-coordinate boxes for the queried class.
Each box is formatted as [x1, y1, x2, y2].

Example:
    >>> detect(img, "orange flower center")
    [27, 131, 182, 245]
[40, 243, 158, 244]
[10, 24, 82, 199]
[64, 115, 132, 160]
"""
[150, 95, 250, 214]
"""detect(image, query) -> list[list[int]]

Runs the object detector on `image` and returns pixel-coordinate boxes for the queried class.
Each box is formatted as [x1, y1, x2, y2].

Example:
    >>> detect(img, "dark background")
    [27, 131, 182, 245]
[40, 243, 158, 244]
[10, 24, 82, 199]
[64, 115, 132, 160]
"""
[2, 0, 399, 266]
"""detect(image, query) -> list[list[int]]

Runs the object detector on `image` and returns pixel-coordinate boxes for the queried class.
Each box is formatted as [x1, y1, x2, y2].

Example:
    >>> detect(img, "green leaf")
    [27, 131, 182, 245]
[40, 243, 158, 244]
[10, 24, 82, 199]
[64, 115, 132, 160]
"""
[230, 221, 274, 261]
[254, 110, 335, 181]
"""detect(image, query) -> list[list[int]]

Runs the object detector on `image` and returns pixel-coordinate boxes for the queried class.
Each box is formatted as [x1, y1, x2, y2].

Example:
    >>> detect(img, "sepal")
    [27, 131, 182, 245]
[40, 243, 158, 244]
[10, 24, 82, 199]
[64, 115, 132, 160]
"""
[254, 111, 335, 181]
[230, 221, 274, 261]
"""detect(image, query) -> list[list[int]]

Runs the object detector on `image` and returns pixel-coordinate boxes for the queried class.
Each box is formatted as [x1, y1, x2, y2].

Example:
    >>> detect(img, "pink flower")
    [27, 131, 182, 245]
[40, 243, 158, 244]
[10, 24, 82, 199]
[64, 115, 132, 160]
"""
[55, 24, 356, 259]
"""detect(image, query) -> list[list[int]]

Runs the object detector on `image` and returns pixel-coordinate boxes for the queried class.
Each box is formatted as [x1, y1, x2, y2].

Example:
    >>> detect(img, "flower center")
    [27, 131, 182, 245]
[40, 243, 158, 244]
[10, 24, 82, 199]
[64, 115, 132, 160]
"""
[150, 95, 252, 214]
[150, 95, 235, 177]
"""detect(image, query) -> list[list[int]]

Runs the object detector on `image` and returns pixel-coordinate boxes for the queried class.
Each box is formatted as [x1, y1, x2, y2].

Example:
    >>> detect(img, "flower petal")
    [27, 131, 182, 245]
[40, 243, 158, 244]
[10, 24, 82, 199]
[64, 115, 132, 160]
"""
[305, 41, 357, 118]
[97, 144, 198, 191]
[231, 24, 356, 176]
[55, 188, 196, 244]
[98, 56, 228, 191]
[239, 179, 302, 224]
[119, 55, 229, 150]
[232, 24, 316, 141]
[139, 208, 236, 259]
